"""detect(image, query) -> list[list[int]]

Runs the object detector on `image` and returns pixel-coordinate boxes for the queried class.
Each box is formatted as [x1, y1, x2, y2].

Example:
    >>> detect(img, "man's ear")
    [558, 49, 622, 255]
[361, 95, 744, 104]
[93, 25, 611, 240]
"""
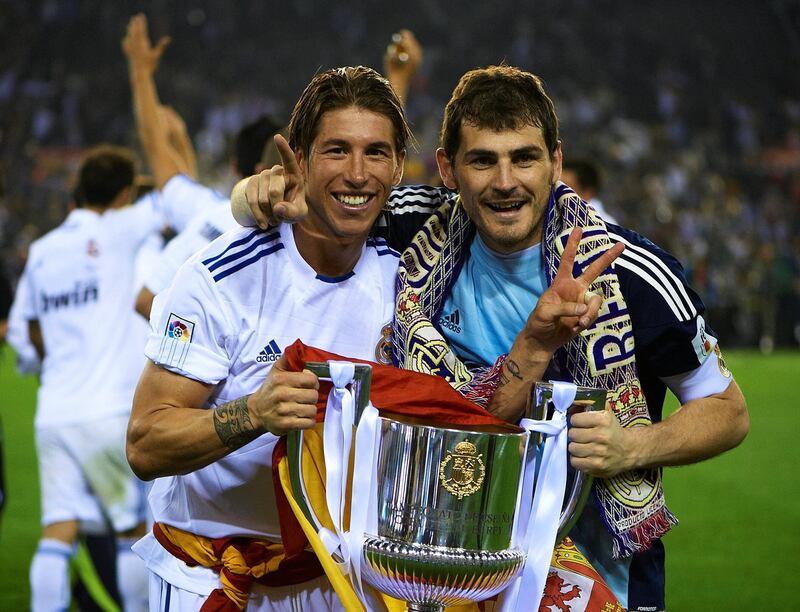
[392, 149, 406, 186]
[296, 148, 307, 180]
[435, 148, 457, 190]
[552, 141, 563, 185]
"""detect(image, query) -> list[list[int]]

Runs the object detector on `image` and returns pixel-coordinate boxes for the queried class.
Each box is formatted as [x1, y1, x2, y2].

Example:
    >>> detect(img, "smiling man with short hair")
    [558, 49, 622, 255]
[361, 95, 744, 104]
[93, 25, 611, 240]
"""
[394, 65, 749, 612]
[127, 66, 412, 611]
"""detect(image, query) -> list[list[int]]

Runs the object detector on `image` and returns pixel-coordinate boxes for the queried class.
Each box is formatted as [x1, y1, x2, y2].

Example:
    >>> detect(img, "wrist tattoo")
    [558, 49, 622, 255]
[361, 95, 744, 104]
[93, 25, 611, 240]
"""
[498, 370, 510, 387]
[213, 396, 260, 450]
[506, 359, 523, 381]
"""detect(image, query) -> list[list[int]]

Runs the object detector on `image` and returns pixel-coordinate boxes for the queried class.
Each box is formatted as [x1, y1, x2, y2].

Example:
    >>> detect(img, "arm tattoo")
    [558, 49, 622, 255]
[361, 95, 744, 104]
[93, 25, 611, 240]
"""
[213, 396, 260, 450]
[506, 359, 523, 380]
[497, 358, 523, 390]
[498, 370, 511, 387]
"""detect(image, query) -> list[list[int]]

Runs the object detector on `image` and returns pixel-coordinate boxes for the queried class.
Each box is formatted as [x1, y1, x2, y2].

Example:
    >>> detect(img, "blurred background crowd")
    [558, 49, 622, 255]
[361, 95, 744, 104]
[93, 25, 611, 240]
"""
[0, 0, 798, 349]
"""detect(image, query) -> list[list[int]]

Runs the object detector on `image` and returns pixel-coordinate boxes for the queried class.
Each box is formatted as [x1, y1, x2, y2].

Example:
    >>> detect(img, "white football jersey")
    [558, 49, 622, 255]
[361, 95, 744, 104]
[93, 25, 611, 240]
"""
[18, 197, 164, 426]
[159, 174, 229, 234]
[145, 222, 399, 539]
[143, 202, 238, 295]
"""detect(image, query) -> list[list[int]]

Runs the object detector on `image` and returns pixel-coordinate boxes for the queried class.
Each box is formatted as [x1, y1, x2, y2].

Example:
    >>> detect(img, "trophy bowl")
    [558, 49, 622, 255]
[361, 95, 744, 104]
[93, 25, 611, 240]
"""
[360, 416, 528, 611]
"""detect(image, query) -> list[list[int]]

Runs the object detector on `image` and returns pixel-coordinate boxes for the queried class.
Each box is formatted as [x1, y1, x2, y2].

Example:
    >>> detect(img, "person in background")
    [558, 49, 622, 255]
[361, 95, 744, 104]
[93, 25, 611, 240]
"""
[16, 145, 160, 612]
[123, 13, 282, 319]
[561, 157, 618, 224]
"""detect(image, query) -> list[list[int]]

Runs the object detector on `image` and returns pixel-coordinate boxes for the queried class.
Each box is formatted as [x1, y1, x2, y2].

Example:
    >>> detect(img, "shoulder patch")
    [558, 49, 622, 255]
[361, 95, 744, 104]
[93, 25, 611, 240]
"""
[155, 313, 196, 368]
[165, 313, 194, 343]
[690, 316, 717, 362]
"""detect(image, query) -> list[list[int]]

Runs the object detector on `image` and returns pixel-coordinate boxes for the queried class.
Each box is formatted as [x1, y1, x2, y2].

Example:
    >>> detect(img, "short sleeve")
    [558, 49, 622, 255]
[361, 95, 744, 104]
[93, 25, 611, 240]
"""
[160, 174, 228, 233]
[145, 258, 234, 384]
[612, 227, 718, 379]
[661, 348, 732, 404]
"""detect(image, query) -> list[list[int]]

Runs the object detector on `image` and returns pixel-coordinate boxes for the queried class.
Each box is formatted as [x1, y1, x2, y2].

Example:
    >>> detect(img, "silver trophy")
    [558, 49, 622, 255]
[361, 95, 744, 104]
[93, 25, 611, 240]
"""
[289, 366, 606, 612]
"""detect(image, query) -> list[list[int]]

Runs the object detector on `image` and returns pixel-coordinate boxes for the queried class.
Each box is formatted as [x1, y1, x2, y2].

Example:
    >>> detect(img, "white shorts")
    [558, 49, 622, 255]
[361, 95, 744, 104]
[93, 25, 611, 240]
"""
[148, 569, 344, 612]
[36, 414, 146, 533]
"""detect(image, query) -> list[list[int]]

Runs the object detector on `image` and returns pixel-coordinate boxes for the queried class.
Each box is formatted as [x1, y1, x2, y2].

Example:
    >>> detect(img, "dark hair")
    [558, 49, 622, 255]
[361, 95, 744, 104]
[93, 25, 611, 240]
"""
[562, 158, 602, 192]
[440, 65, 559, 159]
[234, 115, 282, 177]
[77, 145, 137, 207]
[288, 66, 412, 158]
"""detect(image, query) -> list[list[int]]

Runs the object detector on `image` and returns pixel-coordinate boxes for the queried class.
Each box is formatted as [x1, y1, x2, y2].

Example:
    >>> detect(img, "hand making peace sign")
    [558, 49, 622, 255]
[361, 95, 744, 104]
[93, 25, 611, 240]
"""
[522, 226, 625, 353]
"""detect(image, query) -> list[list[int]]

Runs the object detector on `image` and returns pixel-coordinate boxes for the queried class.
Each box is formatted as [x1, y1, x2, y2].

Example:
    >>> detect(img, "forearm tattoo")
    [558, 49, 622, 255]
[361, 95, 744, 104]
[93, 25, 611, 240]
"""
[213, 396, 260, 450]
[506, 359, 523, 380]
[498, 358, 524, 389]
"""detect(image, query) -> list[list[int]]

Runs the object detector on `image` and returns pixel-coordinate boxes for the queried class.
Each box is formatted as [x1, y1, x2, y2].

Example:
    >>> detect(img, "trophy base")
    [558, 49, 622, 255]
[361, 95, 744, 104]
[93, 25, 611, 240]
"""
[407, 603, 444, 612]
[362, 536, 524, 608]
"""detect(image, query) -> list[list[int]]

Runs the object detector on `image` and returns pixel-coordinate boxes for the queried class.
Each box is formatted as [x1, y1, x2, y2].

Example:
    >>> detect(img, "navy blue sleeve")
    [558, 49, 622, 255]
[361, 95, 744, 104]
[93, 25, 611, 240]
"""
[609, 224, 718, 379]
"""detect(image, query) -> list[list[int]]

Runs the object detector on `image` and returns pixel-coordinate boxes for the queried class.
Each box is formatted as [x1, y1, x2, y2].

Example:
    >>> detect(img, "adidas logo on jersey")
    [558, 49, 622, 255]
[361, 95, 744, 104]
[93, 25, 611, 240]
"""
[256, 339, 282, 363]
[439, 309, 462, 333]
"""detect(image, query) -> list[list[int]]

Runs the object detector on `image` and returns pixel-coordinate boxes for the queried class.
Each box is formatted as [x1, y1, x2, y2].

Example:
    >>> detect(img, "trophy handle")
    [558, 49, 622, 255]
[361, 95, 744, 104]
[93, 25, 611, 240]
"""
[286, 361, 373, 537]
[303, 361, 373, 425]
[528, 382, 607, 541]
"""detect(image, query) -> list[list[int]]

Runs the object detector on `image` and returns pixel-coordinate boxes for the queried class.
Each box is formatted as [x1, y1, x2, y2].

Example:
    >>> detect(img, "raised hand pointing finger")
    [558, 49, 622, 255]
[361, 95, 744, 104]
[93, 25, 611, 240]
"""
[271, 134, 307, 224]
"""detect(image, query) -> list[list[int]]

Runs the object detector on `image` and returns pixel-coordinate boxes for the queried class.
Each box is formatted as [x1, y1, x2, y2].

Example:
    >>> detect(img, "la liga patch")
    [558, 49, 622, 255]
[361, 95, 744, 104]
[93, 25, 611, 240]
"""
[156, 313, 196, 369]
[165, 314, 194, 343]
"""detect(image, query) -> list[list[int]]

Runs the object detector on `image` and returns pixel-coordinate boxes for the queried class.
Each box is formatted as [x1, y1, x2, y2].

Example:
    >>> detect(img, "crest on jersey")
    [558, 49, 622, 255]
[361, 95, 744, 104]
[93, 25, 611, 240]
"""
[714, 345, 731, 378]
[374, 323, 393, 365]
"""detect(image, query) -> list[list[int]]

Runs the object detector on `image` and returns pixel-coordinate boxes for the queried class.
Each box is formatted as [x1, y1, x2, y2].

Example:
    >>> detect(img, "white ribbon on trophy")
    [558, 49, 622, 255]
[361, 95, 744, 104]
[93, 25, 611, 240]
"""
[497, 380, 576, 612]
[319, 360, 381, 607]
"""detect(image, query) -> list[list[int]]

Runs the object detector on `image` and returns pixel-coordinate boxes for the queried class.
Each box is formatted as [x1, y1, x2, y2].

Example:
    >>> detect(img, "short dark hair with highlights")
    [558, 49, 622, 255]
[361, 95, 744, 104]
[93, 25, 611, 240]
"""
[440, 65, 559, 160]
[288, 66, 412, 158]
[77, 145, 137, 207]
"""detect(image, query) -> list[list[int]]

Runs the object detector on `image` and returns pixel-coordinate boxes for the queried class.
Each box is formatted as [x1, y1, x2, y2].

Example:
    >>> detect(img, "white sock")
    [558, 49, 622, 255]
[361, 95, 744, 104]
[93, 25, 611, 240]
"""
[30, 538, 75, 612]
[116, 537, 149, 612]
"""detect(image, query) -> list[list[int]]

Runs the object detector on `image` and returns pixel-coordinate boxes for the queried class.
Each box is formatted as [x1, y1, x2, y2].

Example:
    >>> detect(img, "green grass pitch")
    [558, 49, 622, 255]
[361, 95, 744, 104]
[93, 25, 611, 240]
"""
[0, 345, 797, 610]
